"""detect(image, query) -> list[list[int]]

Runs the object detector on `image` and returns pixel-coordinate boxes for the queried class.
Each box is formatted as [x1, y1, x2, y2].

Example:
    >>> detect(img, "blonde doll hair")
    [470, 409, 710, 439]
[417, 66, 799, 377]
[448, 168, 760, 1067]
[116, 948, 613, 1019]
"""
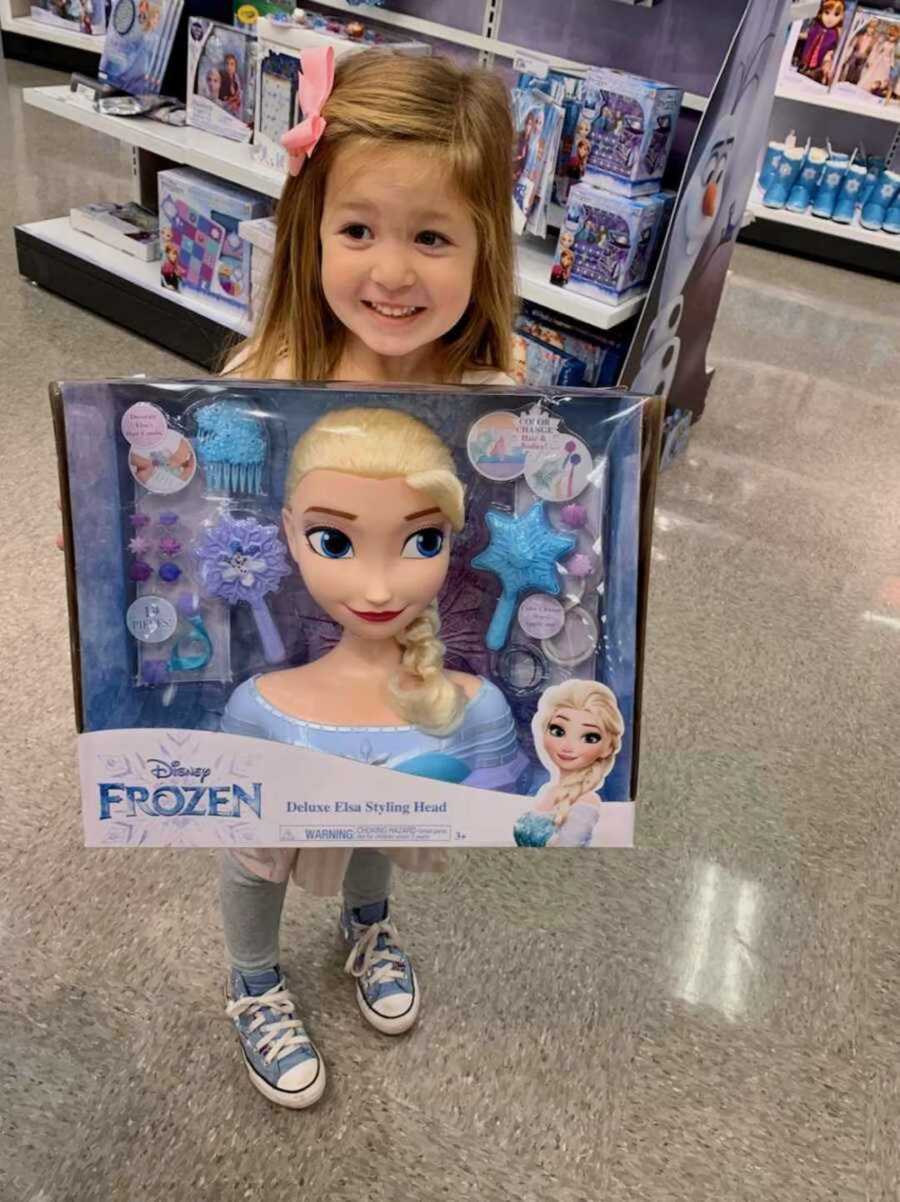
[230, 50, 515, 381]
[534, 680, 625, 826]
[286, 407, 466, 735]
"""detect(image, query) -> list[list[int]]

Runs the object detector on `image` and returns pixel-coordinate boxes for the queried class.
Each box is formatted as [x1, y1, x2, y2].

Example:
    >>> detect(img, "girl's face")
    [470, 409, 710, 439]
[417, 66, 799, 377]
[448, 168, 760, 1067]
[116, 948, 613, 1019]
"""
[283, 469, 452, 642]
[319, 145, 478, 372]
[543, 706, 615, 773]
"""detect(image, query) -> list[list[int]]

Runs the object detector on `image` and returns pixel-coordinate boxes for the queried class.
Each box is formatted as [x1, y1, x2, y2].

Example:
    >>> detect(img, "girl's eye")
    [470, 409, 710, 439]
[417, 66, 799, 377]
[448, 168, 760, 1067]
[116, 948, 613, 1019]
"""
[582, 732, 602, 744]
[548, 724, 565, 738]
[341, 224, 373, 241]
[416, 230, 450, 249]
[306, 527, 354, 559]
[401, 527, 445, 559]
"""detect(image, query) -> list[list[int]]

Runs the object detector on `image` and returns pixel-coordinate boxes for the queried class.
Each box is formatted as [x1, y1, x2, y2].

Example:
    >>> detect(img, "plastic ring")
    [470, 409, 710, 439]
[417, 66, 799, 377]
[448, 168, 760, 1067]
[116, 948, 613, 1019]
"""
[496, 645, 548, 696]
[541, 605, 599, 668]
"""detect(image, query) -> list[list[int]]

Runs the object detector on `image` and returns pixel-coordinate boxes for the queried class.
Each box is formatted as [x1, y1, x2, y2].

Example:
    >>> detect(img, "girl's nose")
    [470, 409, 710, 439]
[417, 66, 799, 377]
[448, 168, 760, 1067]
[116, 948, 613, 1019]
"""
[369, 249, 416, 293]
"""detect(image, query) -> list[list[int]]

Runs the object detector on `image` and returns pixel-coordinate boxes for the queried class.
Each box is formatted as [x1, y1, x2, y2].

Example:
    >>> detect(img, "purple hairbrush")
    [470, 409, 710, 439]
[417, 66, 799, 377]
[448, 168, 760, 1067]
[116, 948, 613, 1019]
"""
[195, 514, 291, 663]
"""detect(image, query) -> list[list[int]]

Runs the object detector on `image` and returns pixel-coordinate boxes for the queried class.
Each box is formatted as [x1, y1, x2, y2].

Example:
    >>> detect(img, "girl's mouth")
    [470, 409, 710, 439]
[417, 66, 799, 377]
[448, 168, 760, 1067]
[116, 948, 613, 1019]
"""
[347, 606, 407, 623]
[362, 301, 425, 322]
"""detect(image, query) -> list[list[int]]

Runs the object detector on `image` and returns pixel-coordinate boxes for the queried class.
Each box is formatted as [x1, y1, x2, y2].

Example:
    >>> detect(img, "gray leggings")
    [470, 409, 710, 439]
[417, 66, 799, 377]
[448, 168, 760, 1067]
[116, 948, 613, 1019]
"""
[219, 850, 393, 972]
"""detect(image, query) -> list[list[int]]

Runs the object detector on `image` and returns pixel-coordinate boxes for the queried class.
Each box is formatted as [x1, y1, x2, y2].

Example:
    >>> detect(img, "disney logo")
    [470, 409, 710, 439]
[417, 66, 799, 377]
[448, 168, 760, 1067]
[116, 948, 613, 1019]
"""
[146, 759, 212, 784]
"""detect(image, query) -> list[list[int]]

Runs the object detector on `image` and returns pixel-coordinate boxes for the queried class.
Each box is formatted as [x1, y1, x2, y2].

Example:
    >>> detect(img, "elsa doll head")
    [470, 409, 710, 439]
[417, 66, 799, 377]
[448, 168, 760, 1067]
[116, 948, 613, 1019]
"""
[283, 406, 466, 735]
[532, 679, 625, 824]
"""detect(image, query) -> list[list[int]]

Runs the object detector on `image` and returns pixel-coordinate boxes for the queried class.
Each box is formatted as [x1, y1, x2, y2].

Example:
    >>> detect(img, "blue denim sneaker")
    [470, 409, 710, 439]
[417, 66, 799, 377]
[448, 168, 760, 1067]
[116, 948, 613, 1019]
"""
[340, 900, 420, 1035]
[225, 966, 326, 1109]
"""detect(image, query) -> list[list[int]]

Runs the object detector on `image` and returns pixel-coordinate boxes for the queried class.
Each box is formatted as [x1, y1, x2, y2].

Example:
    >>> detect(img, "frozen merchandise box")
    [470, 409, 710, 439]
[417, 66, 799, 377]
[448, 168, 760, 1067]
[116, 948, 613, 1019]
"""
[53, 381, 662, 851]
[157, 167, 273, 313]
[832, 7, 900, 107]
[551, 183, 673, 304]
[31, 0, 105, 37]
[100, 0, 184, 96]
[187, 18, 258, 143]
[579, 68, 683, 197]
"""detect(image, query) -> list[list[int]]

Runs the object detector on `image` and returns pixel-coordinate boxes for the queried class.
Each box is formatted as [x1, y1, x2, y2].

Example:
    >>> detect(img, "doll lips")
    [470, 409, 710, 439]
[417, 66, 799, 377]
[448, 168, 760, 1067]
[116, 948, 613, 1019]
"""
[347, 606, 407, 623]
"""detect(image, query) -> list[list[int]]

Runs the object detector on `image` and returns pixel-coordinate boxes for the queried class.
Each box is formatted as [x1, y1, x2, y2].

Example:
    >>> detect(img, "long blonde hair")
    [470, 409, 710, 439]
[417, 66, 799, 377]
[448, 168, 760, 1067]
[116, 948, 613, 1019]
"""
[286, 406, 466, 734]
[533, 681, 625, 825]
[231, 50, 515, 382]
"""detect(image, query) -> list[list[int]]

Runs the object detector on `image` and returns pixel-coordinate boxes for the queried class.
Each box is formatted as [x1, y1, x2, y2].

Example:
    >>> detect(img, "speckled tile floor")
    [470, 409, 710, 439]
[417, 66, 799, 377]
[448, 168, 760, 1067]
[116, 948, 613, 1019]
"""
[3, 52, 900, 1202]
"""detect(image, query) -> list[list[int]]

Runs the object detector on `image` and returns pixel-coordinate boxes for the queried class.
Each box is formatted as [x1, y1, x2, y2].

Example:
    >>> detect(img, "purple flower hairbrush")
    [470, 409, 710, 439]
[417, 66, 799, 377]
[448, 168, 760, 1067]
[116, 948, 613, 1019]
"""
[195, 514, 291, 663]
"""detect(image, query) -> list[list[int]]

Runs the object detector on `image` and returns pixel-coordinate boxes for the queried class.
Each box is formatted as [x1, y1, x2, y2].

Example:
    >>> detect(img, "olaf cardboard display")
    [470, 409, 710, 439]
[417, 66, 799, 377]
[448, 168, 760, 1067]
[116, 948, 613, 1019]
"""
[53, 381, 661, 851]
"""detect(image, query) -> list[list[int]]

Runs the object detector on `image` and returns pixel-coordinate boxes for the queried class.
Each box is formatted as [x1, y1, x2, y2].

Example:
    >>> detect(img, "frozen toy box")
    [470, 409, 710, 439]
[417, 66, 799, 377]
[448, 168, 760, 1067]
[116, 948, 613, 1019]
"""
[579, 68, 683, 197]
[53, 381, 661, 851]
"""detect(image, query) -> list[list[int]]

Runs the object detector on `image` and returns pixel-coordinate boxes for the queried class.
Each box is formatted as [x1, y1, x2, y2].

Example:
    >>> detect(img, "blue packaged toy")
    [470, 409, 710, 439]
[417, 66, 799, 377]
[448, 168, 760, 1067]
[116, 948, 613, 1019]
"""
[30, 0, 105, 37]
[579, 68, 683, 198]
[510, 332, 587, 388]
[551, 182, 674, 305]
[53, 380, 662, 850]
[187, 18, 258, 144]
[101, 0, 184, 96]
[157, 167, 273, 314]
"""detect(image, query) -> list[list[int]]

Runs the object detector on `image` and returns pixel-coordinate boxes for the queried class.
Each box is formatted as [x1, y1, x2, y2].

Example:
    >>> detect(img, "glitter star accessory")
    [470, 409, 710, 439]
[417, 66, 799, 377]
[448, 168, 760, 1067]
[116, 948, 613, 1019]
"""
[471, 502, 576, 652]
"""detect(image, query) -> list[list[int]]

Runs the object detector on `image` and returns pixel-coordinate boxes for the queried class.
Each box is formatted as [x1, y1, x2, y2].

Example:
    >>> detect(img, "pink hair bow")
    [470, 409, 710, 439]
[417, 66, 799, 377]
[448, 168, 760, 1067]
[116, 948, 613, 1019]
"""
[280, 45, 335, 177]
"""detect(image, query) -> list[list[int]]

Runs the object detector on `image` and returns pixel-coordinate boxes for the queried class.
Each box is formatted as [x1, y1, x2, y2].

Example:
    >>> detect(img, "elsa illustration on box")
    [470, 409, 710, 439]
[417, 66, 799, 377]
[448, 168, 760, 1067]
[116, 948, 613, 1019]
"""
[223, 406, 528, 820]
[513, 680, 624, 848]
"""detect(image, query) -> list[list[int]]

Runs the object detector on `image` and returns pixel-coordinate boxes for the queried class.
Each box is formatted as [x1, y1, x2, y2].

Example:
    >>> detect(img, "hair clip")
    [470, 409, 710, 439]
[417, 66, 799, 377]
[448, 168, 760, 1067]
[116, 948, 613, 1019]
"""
[565, 552, 594, 579]
[130, 512, 151, 529]
[159, 562, 182, 584]
[472, 502, 576, 652]
[158, 511, 179, 527]
[560, 502, 588, 529]
[196, 402, 267, 495]
[159, 535, 182, 556]
[195, 514, 291, 663]
[129, 560, 152, 583]
[128, 534, 151, 556]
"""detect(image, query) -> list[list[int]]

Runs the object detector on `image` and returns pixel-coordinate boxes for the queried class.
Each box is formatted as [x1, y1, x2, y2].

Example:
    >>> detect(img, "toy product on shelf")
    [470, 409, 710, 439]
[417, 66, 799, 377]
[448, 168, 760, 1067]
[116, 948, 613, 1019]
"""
[187, 18, 258, 143]
[30, 0, 105, 37]
[233, 0, 293, 32]
[578, 68, 683, 198]
[509, 332, 586, 388]
[779, 1, 855, 90]
[254, 12, 428, 58]
[157, 167, 274, 311]
[551, 182, 674, 304]
[238, 215, 276, 318]
[515, 303, 627, 387]
[100, 0, 184, 96]
[833, 7, 900, 106]
[53, 380, 663, 850]
[70, 202, 160, 261]
[253, 34, 302, 173]
[511, 84, 565, 238]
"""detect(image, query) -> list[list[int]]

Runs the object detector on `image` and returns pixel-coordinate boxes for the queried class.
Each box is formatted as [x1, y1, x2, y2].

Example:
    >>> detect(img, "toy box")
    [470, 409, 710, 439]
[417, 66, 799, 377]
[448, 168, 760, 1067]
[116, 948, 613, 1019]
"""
[832, 7, 900, 107]
[551, 182, 674, 305]
[579, 68, 683, 197]
[252, 10, 429, 54]
[100, 0, 184, 95]
[238, 215, 276, 319]
[778, 2, 856, 92]
[509, 332, 586, 388]
[157, 167, 273, 313]
[187, 18, 258, 143]
[233, 0, 292, 31]
[515, 305, 626, 388]
[70, 202, 160, 261]
[53, 380, 662, 850]
[30, 0, 105, 37]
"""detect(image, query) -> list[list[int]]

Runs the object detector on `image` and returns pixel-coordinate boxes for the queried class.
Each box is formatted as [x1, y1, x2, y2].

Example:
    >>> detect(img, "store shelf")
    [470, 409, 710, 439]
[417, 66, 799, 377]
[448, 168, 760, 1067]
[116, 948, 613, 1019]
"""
[516, 236, 645, 328]
[775, 77, 900, 124]
[2, 13, 102, 51]
[23, 86, 284, 200]
[746, 194, 900, 253]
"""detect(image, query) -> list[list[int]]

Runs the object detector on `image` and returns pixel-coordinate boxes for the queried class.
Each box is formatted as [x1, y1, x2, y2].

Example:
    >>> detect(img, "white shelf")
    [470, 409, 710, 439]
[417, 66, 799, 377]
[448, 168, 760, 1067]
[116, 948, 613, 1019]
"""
[746, 190, 900, 254]
[775, 77, 900, 125]
[24, 86, 284, 200]
[19, 217, 252, 335]
[3, 13, 102, 51]
[24, 84, 643, 332]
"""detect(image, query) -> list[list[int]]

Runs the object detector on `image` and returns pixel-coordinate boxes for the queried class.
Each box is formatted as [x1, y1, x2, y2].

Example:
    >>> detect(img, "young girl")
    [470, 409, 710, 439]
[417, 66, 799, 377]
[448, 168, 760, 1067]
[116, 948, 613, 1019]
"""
[513, 680, 624, 849]
[222, 48, 516, 1109]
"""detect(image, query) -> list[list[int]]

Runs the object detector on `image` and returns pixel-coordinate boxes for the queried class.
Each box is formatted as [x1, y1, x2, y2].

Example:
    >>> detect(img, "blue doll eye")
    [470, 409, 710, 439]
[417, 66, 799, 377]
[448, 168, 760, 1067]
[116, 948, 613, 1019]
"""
[401, 527, 444, 559]
[306, 527, 354, 559]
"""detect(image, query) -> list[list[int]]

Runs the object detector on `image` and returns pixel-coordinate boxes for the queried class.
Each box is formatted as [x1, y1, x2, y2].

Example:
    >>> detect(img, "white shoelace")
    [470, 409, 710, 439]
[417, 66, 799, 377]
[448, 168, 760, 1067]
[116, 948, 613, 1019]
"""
[226, 982, 312, 1065]
[344, 919, 407, 989]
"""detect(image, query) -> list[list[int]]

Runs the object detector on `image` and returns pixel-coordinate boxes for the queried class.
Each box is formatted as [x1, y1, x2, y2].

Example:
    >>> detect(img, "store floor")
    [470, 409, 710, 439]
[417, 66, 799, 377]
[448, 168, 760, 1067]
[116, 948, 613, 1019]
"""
[4, 54, 900, 1202]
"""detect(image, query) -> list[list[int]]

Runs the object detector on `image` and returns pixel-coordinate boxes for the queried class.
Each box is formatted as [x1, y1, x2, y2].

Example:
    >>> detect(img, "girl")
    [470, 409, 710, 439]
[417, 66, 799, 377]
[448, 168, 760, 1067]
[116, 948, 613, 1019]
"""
[222, 48, 516, 1109]
[513, 680, 624, 849]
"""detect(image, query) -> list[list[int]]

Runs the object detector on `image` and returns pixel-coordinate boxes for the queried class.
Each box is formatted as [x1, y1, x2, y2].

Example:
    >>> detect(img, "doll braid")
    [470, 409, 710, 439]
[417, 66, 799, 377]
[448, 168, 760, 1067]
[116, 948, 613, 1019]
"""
[390, 602, 466, 735]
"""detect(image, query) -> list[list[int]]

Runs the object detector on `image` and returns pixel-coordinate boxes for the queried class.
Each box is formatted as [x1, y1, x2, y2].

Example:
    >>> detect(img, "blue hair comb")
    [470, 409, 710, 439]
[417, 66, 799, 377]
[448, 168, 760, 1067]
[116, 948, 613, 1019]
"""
[196, 402, 267, 495]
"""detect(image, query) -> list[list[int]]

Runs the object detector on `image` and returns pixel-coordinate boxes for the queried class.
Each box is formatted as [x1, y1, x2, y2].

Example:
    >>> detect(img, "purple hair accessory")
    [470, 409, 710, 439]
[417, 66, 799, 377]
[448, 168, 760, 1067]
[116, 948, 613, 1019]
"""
[130, 512, 151, 529]
[159, 535, 182, 556]
[159, 562, 182, 584]
[158, 512, 179, 526]
[566, 552, 594, 579]
[195, 514, 291, 663]
[141, 659, 169, 685]
[560, 503, 588, 529]
[129, 560, 153, 583]
[177, 592, 200, 617]
[128, 534, 151, 556]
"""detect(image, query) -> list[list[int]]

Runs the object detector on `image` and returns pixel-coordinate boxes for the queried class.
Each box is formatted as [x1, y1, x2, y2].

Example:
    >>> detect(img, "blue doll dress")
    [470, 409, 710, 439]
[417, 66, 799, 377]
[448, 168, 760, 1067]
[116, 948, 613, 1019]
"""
[513, 800, 601, 849]
[221, 675, 529, 894]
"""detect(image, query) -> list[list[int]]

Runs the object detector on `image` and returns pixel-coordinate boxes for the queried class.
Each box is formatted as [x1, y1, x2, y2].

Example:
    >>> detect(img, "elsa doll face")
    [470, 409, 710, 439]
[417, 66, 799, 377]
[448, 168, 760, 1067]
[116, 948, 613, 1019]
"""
[283, 470, 452, 641]
[543, 706, 616, 772]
